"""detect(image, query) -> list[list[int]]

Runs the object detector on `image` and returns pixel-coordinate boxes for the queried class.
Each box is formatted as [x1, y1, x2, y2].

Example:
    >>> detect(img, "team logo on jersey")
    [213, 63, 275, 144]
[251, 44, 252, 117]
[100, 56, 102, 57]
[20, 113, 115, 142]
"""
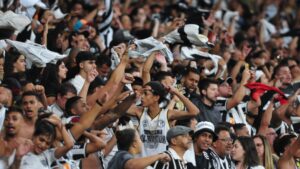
[157, 120, 165, 127]
[143, 120, 149, 127]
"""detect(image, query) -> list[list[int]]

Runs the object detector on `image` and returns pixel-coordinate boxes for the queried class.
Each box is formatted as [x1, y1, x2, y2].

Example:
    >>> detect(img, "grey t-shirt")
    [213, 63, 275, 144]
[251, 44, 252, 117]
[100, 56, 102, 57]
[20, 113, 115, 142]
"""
[107, 150, 133, 169]
[192, 98, 221, 125]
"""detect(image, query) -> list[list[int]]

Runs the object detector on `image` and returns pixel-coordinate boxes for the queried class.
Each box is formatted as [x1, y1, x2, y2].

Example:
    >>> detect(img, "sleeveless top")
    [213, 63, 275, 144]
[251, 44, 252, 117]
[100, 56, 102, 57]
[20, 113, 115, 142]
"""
[138, 108, 170, 157]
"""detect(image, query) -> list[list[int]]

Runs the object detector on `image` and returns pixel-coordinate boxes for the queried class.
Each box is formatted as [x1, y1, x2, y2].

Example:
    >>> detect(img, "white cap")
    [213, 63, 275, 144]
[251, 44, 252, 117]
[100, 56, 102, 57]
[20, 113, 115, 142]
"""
[194, 121, 216, 137]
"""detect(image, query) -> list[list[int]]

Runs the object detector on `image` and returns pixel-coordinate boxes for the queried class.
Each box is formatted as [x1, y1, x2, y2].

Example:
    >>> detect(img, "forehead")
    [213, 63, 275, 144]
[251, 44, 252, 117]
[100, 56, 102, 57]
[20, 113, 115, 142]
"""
[253, 137, 263, 143]
[187, 71, 200, 79]
[22, 95, 38, 102]
[198, 131, 213, 137]
[208, 83, 218, 89]
[6, 111, 23, 118]
[218, 130, 230, 137]
[36, 134, 53, 141]
[144, 85, 152, 90]
[278, 66, 290, 73]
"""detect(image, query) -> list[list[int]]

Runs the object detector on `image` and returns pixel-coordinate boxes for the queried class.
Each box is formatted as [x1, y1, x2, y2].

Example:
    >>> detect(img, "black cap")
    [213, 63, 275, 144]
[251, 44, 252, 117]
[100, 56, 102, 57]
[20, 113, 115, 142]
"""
[76, 51, 96, 65]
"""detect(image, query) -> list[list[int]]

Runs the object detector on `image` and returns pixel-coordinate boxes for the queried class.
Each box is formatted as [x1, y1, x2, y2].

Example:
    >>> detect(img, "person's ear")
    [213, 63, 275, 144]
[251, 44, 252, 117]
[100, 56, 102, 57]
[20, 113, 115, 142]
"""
[153, 95, 160, 102]
[79, 62, 84, 69]
[170, 137, 178, 146]
[201, 89, 207, 96]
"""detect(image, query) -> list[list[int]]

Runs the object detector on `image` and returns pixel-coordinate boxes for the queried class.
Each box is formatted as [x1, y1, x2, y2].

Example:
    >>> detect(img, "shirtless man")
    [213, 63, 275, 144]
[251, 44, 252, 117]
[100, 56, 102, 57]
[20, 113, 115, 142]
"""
[20, 91, 44, 139]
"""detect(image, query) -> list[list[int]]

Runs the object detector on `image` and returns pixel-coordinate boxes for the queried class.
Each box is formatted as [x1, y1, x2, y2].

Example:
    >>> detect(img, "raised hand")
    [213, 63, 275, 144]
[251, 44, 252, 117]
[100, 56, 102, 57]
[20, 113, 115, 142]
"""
[15, 139, 33, 159]
[158, 153, 171, 163]
[202, 13, 215, 27]
[121, 73, 135, 84]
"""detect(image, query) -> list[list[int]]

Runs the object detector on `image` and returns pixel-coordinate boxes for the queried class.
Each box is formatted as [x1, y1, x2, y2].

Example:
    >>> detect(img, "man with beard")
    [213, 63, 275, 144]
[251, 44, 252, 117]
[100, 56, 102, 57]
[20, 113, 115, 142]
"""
[193, 68, 250, 126]
[182, 68, 200, 98]
[151, 125, 193, 169]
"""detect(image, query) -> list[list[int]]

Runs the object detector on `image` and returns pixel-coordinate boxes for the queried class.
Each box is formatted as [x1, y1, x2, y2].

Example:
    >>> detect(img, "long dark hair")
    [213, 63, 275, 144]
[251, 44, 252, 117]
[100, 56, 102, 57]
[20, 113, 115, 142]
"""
[3, 49, 23, 79]
[41, 59, 65, 86]
[236, 136, 260, 167]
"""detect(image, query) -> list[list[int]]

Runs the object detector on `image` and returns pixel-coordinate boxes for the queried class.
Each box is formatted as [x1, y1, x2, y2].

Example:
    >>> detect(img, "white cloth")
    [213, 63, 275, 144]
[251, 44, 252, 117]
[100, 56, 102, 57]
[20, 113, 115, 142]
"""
[180, 46, 222, 76]
[69, 74, 85, 95]
[48, 103, 64, 118]
[19, 149, 57, 169]
[128, 37, 173, 63]
[5, 40, 67, 68]
[0, 106, 7, 131]
[0, 11, 31, 34]
[164, 24, 209, 47]
[260, 19, 276, 42]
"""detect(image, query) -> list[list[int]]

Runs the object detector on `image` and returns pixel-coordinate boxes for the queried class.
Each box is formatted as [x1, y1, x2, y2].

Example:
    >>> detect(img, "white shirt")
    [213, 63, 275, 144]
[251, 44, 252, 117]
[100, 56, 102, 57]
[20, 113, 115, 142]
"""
[19, 149, 57, 169]
[69, 74, 85, 95]
[48, 103, 64, 118]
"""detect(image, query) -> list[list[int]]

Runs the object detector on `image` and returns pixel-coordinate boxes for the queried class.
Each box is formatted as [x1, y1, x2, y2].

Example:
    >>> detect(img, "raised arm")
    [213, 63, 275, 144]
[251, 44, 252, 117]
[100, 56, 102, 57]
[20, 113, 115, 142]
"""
[93, 93, 137, 130]
[124, 153, 170, 169]
[83, 130, 106, 155]
[167, 86, 200, 121]
[258, 100, 274, 135]
[142, 51, 156, 85]
[88, 47, 130, 106]
[46, 115, 74, 158]
[226, 67, 250, 110]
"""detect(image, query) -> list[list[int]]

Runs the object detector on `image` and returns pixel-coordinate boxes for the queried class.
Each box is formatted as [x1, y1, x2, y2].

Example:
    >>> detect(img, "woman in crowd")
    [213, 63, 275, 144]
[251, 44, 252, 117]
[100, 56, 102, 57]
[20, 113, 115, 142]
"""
[253, 135, 277, 169]
[41, 60, 68, 104]
[231, 136, 265, 169]
[3, 49, 26, 85]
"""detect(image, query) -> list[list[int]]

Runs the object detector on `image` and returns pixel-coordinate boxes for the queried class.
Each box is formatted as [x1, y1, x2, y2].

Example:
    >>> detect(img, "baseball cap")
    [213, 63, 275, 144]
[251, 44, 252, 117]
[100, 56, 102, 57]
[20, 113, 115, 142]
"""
[76, 51, 96, 65]
[194, 121, 217, 140]
[167, 125, 193, 143]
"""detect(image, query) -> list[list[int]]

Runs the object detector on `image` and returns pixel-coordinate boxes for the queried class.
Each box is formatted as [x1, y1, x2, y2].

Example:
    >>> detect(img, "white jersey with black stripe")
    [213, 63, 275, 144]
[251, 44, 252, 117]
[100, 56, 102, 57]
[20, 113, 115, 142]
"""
[139, 108, 170, 157]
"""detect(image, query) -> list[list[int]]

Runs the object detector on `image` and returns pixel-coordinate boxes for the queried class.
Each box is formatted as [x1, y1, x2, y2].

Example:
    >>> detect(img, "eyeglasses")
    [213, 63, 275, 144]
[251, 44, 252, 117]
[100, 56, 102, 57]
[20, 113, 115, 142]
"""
[218, 138, 233, 143]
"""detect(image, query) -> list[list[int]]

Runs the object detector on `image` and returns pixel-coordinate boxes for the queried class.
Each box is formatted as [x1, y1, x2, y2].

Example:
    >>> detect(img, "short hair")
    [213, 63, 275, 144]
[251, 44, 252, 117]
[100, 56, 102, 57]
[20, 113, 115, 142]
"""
[21, 91, 42, 103]
[96, 56, 112, 67]
[115, 128, 137, 151]
[58, 82, 77, 97]
[6, 106, 23, 116]
[215, 125, 231, 136]
[235, 136, 260, 167]
[233, 123, 246, 132]
[65, 96, 82, 117]
[154, 71, 174, 82]
[183, 67, 200, 77]
[34, 119, 56, 143]
[198, 78, 218, 93]
[273, 134, 297, 156]
[132, 77, 143, 86]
